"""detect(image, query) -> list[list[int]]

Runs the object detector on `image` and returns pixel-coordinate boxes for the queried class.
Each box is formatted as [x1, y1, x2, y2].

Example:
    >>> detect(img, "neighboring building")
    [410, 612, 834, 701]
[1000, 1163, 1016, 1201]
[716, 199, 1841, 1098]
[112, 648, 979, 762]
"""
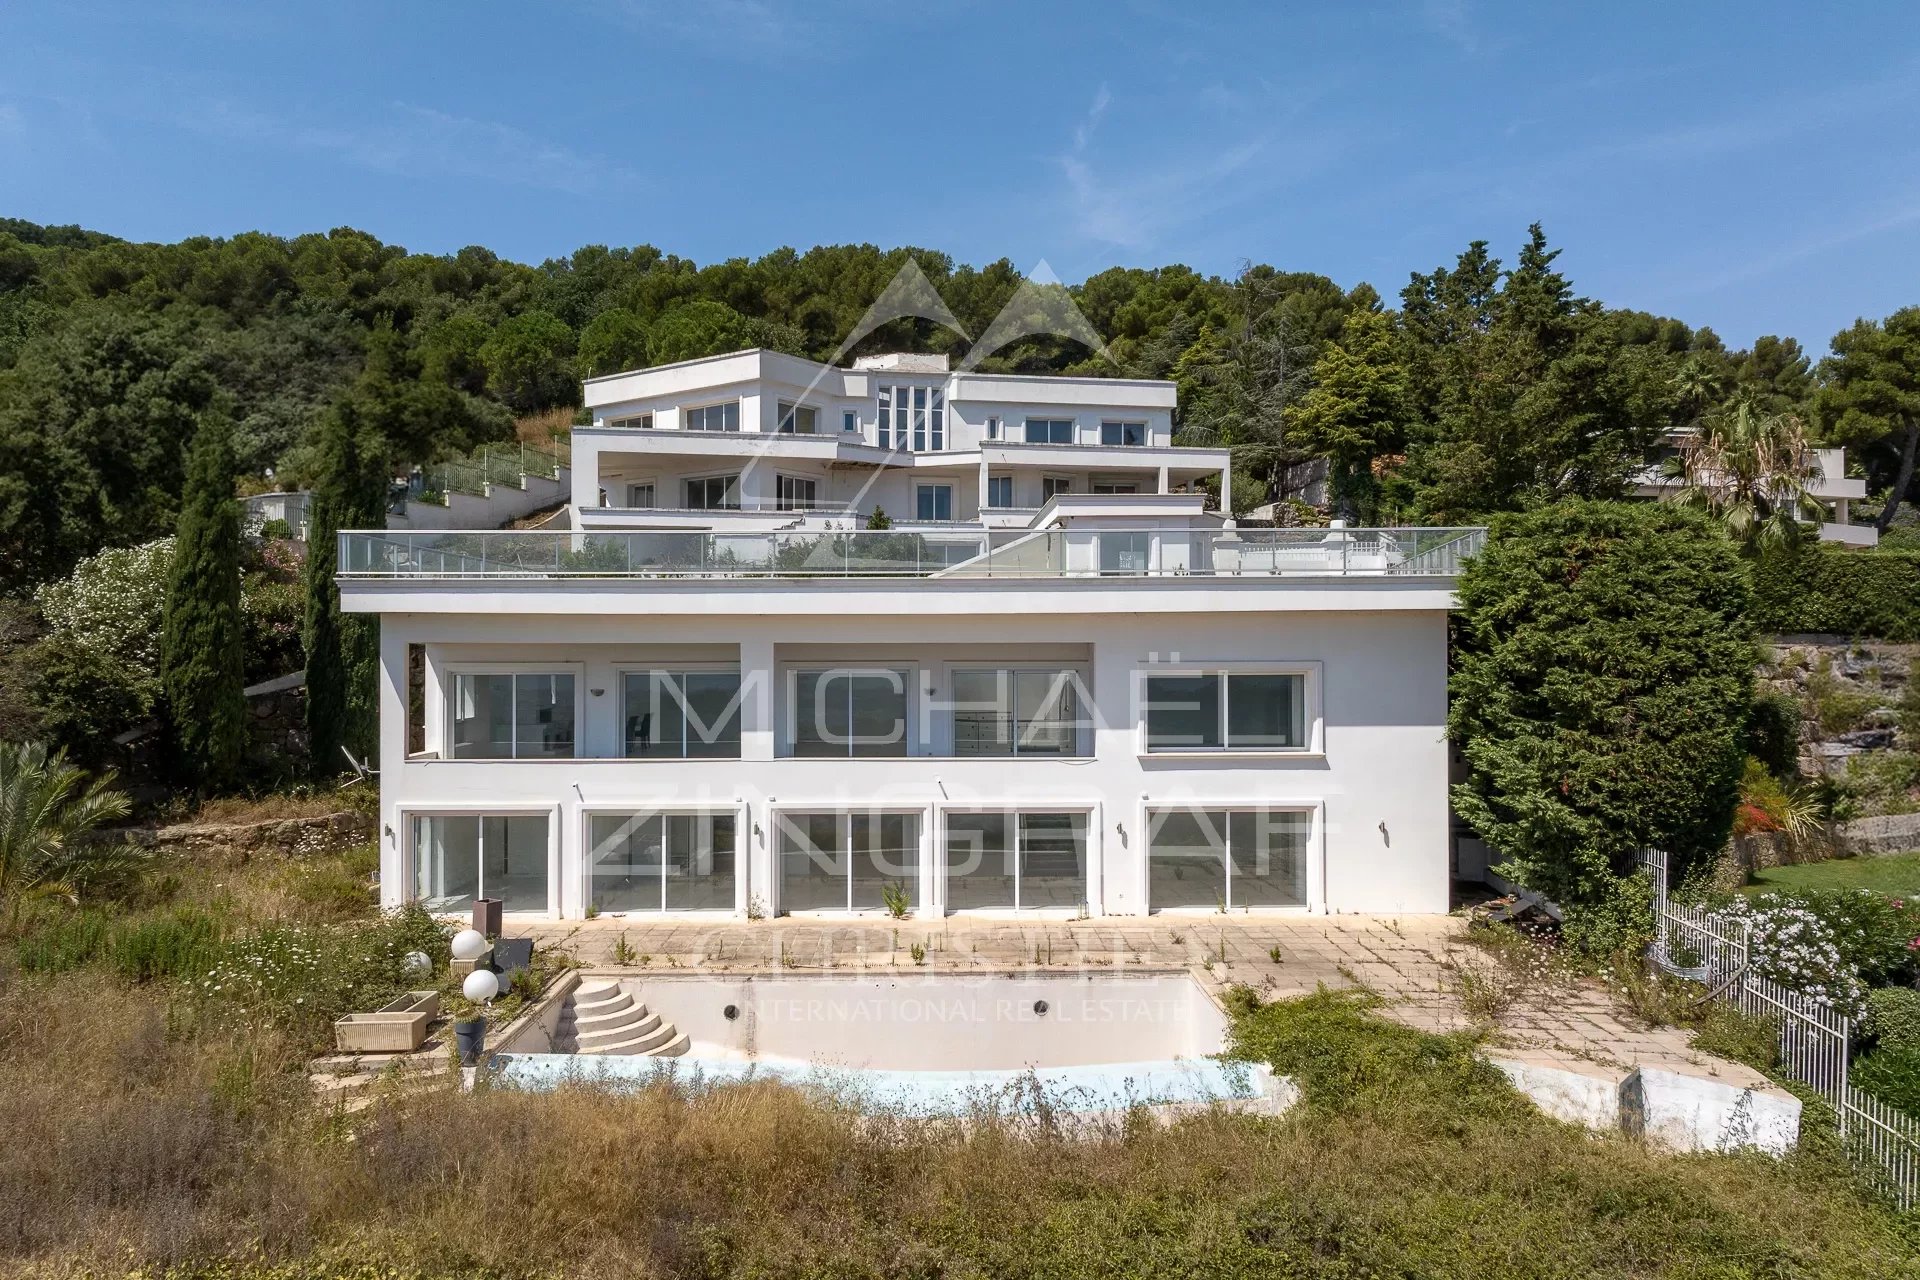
[338, 351, 1485, 922]
[1630, 432, 1878, 547]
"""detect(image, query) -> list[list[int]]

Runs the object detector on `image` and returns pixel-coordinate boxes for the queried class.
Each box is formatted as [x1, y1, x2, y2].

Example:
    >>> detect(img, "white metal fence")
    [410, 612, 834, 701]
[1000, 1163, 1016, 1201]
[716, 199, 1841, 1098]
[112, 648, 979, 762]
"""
[1641, 849, 1920, 1209]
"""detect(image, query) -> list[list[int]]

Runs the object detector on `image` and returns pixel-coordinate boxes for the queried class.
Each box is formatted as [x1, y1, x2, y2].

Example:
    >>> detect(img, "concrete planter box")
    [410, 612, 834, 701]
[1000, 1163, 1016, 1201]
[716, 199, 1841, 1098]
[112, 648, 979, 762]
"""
[333, 990, 442, 1053]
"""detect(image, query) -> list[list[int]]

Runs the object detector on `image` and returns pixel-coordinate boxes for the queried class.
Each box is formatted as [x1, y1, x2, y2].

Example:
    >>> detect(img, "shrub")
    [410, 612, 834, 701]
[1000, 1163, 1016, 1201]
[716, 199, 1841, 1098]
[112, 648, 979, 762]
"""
[1560, 872, 1655, 959]
[1867, 987, 1920, 1052]
[1449, 501, 1754, 903]
[1751, 543, 1920, 641]
[16, 907, 224, 983]
[1747, 688, 1802, 778]
[1734, 756, 1822, 837]
[1806, 653, 1885, 736]
[1843, 751, 1920, 814]
[1854, 1044, 1920, 1116]
[1720, 889, 1920, 1015]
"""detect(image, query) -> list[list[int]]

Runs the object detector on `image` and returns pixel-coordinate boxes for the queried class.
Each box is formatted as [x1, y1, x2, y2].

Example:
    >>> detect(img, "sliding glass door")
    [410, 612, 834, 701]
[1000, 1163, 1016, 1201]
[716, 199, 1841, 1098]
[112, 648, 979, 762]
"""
[411, 814, 551, 913]
[776, 812, 921, 913]
[586, 811, 737, 913]
[944, 811, 1087, 911]
[1146, 809, 1309, 911]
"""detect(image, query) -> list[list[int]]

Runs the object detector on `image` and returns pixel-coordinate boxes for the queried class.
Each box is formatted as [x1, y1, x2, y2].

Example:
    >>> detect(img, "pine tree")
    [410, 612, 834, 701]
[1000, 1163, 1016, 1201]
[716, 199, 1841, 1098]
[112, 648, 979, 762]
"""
[1287, 308, 1407, 523]
[303, 399, 388, 777]
[161, 410, 247, 789]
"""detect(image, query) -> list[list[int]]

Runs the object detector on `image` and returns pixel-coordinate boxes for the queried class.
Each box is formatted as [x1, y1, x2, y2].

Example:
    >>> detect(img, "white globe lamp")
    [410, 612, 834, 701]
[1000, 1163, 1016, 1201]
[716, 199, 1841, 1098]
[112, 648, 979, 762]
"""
[462, 968, 500, 1003]
[450, 929, 488, 962]
[401, 950, 432, 979]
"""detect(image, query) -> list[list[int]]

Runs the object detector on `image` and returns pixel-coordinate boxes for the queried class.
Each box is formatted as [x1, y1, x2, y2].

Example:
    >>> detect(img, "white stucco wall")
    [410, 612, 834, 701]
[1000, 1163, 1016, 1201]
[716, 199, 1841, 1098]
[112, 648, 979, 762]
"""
[359, 589, 1451, 922]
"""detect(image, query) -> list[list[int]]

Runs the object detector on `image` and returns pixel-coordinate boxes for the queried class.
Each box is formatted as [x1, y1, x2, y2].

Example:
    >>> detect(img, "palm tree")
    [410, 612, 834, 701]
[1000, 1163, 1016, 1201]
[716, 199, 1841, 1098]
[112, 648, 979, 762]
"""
[0, 741, 134, 923]
[1666, 401, 1824, 551]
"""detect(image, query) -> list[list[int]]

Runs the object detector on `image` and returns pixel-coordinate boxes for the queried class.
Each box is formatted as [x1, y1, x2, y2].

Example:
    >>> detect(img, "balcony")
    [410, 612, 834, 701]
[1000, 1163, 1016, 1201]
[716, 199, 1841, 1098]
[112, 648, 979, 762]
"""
[336, 526, 1486, 580]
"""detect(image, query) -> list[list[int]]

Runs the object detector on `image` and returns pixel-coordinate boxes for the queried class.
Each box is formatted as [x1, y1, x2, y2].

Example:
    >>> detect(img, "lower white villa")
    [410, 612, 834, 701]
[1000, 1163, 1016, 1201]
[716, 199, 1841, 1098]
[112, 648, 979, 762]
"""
[338, 349, 1484, 922]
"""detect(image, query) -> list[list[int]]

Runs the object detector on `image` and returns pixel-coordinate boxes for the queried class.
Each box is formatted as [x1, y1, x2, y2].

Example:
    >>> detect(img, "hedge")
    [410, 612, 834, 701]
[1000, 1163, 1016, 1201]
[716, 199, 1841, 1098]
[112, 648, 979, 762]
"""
[1751, 543, 1920, 641]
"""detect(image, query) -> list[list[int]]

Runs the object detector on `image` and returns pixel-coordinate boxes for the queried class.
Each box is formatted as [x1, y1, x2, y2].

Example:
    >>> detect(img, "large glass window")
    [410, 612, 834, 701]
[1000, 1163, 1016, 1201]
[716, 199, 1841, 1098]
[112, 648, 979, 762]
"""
[1025, 418, 1074, 444]
[1143, 672, 1307, 751]
[777, 812, 921, 913]
[945, 811, 1087, 911]
[685, 474, 741, 510]
[684, 401, 740, 432]
[622, 671, 742, 758]
[451, 673, 575, 758]
[877, 385, 945, 450]
[1148, 809, 1308, 910]
[587, 811, 736, 913]
[1100, 421, 1147, 446]
[916, 484, 953, 521]
[411, 814, 550, 913]
[986, 475, 1014, 508]
[1042, 477, 1072, 501]
[948, 669, 1080, 755]
[790, 669, 908, 757]
[776, 401, 818, 434]
[1100, 531, 1151, 573]
[777, 475, 818, 511]
[625, 482, 656, 508]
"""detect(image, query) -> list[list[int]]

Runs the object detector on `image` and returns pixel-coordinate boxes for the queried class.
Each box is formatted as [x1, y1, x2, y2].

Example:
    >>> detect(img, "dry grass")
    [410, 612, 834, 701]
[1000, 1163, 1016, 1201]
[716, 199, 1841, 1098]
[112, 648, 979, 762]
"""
[0, 851, 1914, 1277]
[0, 976, 1907, 1277]
[515, 407, 576, 446]
[177, 794, 361, 826]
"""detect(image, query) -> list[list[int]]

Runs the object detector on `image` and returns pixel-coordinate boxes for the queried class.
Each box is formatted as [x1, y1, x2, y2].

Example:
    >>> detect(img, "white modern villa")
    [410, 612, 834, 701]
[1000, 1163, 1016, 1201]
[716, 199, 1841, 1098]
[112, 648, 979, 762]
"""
[337, 349, 1484, 923]
[1631, 430, 1878, 547]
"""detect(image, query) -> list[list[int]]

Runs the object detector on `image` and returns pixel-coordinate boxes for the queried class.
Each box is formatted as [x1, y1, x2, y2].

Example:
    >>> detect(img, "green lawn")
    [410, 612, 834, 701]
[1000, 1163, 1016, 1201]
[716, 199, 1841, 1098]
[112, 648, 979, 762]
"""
[1744, 850, 1920, 897]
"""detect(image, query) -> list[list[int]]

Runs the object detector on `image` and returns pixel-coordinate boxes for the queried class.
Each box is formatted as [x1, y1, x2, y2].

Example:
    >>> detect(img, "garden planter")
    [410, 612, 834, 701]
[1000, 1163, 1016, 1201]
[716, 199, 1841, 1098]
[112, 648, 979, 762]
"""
[332, 991, 444, 1053]
[454, 1017, 487, 1065]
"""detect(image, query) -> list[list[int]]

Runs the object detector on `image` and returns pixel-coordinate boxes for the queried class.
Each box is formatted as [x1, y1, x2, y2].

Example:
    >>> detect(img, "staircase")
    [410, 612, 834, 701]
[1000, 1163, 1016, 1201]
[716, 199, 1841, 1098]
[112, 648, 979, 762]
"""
[551, 980, 690, 1057]
[309, 1053, 460, 1113]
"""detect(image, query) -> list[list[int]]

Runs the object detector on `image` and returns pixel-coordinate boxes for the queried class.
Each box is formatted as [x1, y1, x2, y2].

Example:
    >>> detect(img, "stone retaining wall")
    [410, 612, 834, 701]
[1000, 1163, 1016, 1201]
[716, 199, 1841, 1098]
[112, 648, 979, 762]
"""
[105, 810, 372, 857]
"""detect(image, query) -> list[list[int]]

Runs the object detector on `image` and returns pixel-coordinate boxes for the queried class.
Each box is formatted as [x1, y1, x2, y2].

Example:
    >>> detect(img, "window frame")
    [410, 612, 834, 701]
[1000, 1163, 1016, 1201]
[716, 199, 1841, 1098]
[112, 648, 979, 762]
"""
[842, 409, 860, 434]
[1139, 803, 1321, 913]
[1024, 418, 1075, 445]
[610, 411, 654, 430]
[683, 471, 743, 510]
[1134, 663, 1321, 756]
[682, 399, 742, 432]
[776, 473, 820, 511]
[443, 663, 585, 760]
[1041, 475, 1074, 502]
[939, 663, 1090, 757]
[770, 805, 928, 916]
[402, 804, 560, 919]
[985, 474, 1015, 509]
[776, 400, 819, 434]
[783, 666, 918, 758]
[615, 665, 746, 759]
[915, 483, 954, 522]
[579, 804, 745, 916]
[939, 806, 1095, 914]
[1099, 420, 1147, 447]
[624, 480, 657, 509]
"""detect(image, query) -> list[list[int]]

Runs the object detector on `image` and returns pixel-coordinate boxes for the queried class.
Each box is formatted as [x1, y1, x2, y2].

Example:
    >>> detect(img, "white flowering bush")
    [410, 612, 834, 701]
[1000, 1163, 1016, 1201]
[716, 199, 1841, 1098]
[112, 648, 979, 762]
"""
[1721, 892, 1868, 1017]
[35, 537, 175, 676]
[194, 905, 450, 1043]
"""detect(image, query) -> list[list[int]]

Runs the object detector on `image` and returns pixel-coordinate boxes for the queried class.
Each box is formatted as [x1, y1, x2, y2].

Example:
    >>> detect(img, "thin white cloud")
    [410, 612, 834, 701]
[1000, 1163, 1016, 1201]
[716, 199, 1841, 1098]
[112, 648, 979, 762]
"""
[1416, 0, 1478, 54]
[0, 104, 22, 137]
[181, 100, 643, 196]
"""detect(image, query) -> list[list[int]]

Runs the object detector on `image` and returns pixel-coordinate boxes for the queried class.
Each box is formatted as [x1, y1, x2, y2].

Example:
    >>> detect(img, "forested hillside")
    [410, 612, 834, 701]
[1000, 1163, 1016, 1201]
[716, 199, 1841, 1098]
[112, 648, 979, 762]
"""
[2, 215, 1915, 599]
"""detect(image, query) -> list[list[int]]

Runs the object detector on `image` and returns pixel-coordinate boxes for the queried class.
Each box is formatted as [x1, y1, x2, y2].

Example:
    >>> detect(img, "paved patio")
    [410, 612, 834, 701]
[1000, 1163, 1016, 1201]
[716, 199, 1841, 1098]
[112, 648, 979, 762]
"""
[506, 912, 1761, 1082]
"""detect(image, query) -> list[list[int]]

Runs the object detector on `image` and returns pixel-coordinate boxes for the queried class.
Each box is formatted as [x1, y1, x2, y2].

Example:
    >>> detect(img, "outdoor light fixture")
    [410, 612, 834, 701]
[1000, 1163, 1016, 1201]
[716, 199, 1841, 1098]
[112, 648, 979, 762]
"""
[450, 929, 489, 962]
[462, 968, 500, 1003]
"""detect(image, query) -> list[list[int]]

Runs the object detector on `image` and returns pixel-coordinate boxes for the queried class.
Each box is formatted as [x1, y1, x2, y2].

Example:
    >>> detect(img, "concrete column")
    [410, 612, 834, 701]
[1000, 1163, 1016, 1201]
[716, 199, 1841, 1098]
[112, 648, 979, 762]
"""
[377, 618, 408, 910]
[740, 635, 777, 761]
[1089, 636, 1142, 916]
[1219, 465, 1232, 514]
[978, 456, 991, 516]
[1157, 464, 1170, 495]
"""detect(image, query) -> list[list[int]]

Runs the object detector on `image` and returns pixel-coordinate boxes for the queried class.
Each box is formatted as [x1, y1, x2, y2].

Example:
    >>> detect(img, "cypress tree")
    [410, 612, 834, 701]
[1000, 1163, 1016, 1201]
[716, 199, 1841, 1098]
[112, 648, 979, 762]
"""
[303, 400, 388, 776]
[161, 410, 248, 789]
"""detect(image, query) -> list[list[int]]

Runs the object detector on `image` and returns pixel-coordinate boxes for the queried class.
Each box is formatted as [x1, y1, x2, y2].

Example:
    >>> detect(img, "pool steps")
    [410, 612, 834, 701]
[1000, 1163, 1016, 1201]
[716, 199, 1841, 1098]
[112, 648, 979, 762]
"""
[553, 980, 690, 1057]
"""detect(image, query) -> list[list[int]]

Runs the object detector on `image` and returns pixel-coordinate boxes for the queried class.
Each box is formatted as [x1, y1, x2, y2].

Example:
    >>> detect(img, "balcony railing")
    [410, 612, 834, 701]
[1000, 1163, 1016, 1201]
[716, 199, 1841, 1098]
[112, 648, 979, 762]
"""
[337, 526, 1485, 581]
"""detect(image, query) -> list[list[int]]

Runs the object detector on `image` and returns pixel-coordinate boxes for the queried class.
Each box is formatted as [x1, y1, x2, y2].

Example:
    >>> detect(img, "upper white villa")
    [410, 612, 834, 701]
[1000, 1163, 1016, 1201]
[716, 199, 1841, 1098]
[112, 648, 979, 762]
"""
[1631, 430, 1878, 547]
[338, 349, 1484, 923]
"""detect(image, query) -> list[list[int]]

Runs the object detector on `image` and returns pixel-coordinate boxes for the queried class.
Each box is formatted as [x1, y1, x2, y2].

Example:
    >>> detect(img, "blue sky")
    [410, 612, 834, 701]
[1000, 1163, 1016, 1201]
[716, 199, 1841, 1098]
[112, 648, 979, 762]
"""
[1, 1, 1917, 351]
